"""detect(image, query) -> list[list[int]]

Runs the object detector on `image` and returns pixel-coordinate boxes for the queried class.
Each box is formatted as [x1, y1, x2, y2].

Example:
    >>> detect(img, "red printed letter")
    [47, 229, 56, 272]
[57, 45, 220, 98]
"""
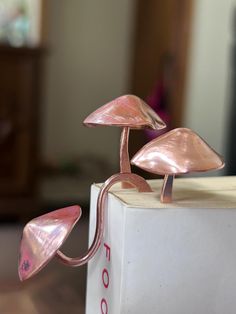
[104, 243, 111, 261]
[102, 268, 109, 288]
[101, 298, 108, 314]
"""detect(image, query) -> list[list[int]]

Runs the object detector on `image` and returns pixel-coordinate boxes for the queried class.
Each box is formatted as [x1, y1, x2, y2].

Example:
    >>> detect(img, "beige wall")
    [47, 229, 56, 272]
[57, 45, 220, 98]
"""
[27, 0, 42, 45]
[41, 0, 135, 167]
[184, 0, 233, 159]
[42, 0, 235, 170]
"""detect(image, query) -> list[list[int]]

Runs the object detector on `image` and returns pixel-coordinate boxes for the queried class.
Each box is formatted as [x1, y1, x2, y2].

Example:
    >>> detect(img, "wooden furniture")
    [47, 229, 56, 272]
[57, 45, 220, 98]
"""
[131, 0, 194, 127]
[0, 45, 42, 219]
[130, 0, 194, 162]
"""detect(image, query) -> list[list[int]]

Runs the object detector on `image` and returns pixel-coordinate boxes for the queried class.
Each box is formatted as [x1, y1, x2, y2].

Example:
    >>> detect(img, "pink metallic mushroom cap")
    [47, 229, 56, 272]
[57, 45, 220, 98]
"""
[83, 94, 166, 130]
[131, 128, 225, 175]
[18, 205, 82, 281]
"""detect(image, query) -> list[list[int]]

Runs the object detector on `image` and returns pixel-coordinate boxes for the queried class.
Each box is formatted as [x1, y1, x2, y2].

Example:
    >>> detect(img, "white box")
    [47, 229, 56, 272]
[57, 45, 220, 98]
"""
[86, 176, 236, 314]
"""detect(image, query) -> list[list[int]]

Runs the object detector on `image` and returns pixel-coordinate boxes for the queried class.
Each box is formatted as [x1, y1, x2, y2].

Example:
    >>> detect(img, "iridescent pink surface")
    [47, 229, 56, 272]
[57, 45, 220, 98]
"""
[131, 128, 224, 175]
[56, 173, 152, 267]
[83, 94, 166, 129]
[131, 128, 225, 203]
[83, 95, 166, 187]
[18, 205, 82, 281]
[18, 174, 151, 279]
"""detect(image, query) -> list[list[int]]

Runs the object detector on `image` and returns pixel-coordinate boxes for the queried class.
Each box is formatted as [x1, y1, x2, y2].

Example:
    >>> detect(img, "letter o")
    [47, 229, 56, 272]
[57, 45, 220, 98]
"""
[101, 298, 108, 314]
[102, 268, 109, 288]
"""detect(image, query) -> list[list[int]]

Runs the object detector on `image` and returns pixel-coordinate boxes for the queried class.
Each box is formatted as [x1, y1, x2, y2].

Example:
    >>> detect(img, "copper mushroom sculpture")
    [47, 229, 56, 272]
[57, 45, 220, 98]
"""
[19, 205, 82, 281]
[84, 95, 166, 180]
[19, 173, 151, 281]
[131, 128, 225, 203]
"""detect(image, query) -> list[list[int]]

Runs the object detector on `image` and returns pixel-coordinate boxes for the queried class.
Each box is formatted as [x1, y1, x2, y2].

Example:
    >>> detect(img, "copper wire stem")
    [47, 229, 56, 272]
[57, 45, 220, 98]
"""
[120, 127, 132, 188]
[160, 174, 174, 203]
[56, 173, 152, 267]
[120, 126, 131, 173]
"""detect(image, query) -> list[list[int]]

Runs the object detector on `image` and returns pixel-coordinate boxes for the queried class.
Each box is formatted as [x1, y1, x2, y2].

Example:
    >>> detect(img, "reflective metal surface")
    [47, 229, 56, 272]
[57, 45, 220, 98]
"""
[56, 172, 152, 266]
[131, 128, 225, 175]
[19, 174, 151, 280]
[83, 94, 166, 129]
[18, 205, 82, 281]
[131, 128, 225, 203]
[161, 174, 175, 203]
[120, 126, 131, 174]
[84, 95, 166, 187]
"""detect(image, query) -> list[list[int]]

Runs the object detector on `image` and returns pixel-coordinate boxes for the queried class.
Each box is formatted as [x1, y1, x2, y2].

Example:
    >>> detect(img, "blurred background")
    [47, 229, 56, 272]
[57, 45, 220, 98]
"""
[0, 0, 235, 312]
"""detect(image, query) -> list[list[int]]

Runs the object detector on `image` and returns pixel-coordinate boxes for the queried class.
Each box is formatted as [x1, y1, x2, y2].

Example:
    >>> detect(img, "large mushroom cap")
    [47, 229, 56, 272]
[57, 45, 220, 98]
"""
[18, 205, 82, 281]
[83, 94, 166, 130]
[131, 128, 224, 175]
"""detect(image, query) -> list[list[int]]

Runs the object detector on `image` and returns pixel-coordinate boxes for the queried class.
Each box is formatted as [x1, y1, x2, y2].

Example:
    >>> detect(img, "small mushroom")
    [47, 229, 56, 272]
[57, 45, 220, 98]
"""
[131, 128, 225, 203]
[19, 173, 151, 281]
[84, 95, 166, 183]
[18, 205, 82, 281]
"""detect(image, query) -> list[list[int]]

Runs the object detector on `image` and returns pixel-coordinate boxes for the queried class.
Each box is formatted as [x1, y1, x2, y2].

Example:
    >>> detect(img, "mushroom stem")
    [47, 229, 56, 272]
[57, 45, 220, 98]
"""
[56, 173, 152, 267]
[160, 174, 175, 203]
[120, 126, 132, 188]
[120, 126, 131, 173]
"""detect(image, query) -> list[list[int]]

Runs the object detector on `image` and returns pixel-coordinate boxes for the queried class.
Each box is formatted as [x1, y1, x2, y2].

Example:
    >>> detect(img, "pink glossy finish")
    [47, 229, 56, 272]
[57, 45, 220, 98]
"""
[120, 126, 132, 188]
[131, 128, 225, 175]
[161, 174, 175, 203]
[18, 174, 151, 280]
[131, 128, 225, 203]
[120, 126, 131, 173]
[56, 172, 152, 267]
[83, 94, 166, 130]
[83, 95, 166, 189]
[18, 205, 82, 281]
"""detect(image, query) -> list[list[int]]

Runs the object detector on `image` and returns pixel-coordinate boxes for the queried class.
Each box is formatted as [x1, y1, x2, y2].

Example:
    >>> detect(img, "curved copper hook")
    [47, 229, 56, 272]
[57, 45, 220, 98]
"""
[56, 173, 152, 267]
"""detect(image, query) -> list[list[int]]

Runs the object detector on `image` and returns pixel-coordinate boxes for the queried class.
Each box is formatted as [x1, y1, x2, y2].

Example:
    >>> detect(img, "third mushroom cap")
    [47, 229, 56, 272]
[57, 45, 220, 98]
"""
[84, 95, 166, 184]
[83, 94, 166, 129]
[131, 128, 225, 202]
